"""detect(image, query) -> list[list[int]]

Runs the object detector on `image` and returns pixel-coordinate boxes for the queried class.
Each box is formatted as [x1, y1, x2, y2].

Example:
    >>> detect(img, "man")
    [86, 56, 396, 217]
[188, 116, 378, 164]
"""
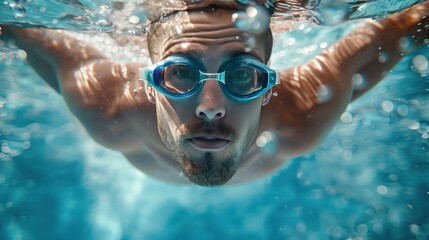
[1, 1, 428, 186]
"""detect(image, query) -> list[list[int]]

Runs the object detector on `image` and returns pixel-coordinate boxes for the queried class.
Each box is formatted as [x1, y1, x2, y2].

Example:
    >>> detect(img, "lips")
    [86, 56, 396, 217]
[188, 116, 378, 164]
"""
[189, 136, 230, 150]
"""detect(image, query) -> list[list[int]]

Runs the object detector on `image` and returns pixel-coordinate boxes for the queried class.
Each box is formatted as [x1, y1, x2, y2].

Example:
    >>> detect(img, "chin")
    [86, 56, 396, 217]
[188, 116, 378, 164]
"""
[179, 152, 238, 187]
[186, 171, 235, 187]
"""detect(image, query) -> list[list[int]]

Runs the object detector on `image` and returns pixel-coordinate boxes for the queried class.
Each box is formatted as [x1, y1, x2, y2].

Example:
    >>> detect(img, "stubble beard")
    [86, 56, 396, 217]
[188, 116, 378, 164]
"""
[158, 118, 259, 187]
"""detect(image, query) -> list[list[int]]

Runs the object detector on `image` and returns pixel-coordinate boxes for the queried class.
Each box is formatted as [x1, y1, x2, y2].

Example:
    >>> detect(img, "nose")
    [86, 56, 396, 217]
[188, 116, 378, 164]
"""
[195, 81, 226, 121]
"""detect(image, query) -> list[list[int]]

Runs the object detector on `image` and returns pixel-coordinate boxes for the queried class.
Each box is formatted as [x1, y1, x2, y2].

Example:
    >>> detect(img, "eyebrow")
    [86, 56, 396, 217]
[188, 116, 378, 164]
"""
[227, 51, 260, 61]
[223, 46, 264, 63]
[172, 51, 203, 64]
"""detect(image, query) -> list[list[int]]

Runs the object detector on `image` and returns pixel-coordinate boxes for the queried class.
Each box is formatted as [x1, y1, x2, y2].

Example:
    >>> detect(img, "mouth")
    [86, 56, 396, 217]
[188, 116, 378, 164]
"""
[188, 136, 231, 151]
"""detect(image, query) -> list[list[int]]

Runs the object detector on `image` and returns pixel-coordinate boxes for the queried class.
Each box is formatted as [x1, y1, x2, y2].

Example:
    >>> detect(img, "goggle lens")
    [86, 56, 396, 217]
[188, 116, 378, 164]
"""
[160, 64, 199, 94]
[224, 63, 267, 96]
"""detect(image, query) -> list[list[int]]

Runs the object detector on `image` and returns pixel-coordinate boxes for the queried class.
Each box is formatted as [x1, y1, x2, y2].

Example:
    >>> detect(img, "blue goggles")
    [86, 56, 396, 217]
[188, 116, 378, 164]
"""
[139, 55, 279, 102]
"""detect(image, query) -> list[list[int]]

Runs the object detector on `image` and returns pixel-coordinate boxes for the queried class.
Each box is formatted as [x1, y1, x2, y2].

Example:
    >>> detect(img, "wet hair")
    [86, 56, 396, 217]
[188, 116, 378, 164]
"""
[146, 6, 273, 63]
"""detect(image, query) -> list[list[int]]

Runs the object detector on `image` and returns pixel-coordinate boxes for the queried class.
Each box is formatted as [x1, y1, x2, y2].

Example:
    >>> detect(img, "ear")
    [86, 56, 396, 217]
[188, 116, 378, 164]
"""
[262, 89, 272, 106]
[145, 83, 156, 104]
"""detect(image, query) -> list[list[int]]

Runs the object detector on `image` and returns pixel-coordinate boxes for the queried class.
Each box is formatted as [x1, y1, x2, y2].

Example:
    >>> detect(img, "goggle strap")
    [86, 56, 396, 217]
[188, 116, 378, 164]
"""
[139, 67, 152, 83]
[274, 72, 280, 85]
[199, 71, 226, 84]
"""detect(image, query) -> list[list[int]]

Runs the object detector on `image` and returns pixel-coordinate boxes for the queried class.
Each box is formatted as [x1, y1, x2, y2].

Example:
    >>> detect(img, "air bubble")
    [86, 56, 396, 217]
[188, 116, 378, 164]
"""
[373, 223, 383, 234]
[396, 105, 409, 117]
[232, 5, 270, 34]
[352, 74, 367, 90]
[316, 84, 332, 103]
[381, 100, 394, 113]
[17, 50, 27, 60]
[326, 225, 341, 238]
[129, 15, 140, 24]
[408, 122, 420, 130]
[340, 112, 353, 124]
[418, 125, 429, 134]
[296, 223, 306, 233]
[388, 174, 398, 181]
[319, 42, 328, 49]
[357, 224, 368, 235]
[398, 37, 414, 53]
[256, 130, 278, 155]
[245, 35, 256, 52]
[377, 185, 388, 195]
[20, 141, 30, 150]
[378, 52, 389, 63]
[410, 224, 420, 234]
[1, 144, 11, 154]
[246, 6, 258, 17]
[411, 55, 429, 75]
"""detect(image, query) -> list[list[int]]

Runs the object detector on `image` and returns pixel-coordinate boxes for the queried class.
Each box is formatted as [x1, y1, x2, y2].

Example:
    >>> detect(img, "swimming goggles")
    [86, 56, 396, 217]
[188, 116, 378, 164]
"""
[139, 56, 279, 102]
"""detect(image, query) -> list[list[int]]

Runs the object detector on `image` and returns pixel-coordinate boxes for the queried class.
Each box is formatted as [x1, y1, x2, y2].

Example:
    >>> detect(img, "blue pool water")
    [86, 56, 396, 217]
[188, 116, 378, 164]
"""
[1, 1, 429, 239]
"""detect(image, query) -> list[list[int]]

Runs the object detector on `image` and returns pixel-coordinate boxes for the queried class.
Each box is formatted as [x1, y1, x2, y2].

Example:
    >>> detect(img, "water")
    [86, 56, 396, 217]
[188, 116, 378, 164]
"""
[1, 1, 429, 239]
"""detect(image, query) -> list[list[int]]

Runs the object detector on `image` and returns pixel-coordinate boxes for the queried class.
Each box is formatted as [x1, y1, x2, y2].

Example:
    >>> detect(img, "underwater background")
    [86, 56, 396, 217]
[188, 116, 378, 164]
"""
[1, 0, 428, 239]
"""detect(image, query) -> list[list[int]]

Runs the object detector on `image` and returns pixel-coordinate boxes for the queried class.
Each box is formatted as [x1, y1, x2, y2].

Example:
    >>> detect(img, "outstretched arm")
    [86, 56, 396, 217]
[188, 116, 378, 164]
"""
[0, 27, 108, 93]
[348, 2, 429, 100]
[0, 27, 146, 114]
[1, 27, 149, 150]
[265, 1, 428, 155]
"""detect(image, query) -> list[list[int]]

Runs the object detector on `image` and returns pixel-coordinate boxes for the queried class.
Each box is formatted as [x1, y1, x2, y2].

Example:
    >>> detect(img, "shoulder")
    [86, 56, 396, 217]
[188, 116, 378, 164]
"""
[58, 60, 155, 151]
[59, 60, 147, 115]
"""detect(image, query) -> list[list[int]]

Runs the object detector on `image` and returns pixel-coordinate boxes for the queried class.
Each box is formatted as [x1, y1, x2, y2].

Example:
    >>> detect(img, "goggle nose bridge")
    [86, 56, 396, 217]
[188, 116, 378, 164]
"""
[199, 71, 226, 84]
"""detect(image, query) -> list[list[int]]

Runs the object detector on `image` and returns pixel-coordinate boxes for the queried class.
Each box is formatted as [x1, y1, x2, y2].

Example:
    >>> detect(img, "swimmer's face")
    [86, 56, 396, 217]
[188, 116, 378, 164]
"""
[147, 8, 272, 186]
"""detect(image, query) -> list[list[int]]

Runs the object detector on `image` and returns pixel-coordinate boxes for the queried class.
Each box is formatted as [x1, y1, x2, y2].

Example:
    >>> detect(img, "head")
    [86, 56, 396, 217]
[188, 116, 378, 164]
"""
[145, 6, 273, 186]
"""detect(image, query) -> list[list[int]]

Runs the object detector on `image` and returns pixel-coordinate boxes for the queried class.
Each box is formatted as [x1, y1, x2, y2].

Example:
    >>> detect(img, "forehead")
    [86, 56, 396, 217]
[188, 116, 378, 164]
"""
[148, 8, 271, 63]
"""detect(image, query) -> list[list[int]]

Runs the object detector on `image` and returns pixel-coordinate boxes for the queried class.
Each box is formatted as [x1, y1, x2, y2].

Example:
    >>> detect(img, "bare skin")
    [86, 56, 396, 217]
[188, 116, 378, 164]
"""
[1, 2, 428, 186]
